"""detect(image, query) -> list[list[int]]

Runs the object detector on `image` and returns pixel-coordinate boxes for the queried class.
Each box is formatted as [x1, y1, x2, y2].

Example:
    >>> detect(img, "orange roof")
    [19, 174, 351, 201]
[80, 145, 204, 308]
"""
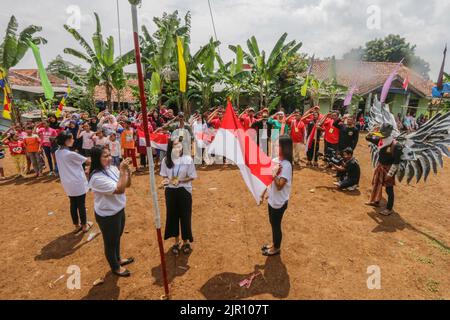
[307, 60, 435, 97]
[94, 79, 138, 104]
[8, 69, 68, 87]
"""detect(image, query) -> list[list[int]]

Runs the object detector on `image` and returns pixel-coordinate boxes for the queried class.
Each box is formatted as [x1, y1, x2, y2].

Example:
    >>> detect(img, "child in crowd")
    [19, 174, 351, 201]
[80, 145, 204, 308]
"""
[77, 123, 95, 157]
[93, 129, 109, 146]
[2, 132, 27, 178]
[121, 120, 137, 168]
[23, 127, 42, 177]
[108, 133, 121, 167]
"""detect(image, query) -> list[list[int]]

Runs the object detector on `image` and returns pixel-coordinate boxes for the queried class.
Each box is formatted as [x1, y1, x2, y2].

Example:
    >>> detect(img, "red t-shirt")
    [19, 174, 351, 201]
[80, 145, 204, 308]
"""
[37, 127, 58, 147]
[323, 118, 340, 144]
[6, 140, 26, 155]
[288, 118, 306, 143]
[240, 115, 256, 131]
[209, 118, 222, 130]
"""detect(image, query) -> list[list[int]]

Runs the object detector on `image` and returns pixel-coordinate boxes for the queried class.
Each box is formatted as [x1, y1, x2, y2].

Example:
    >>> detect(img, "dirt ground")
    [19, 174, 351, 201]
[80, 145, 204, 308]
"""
[0, 135, 449, 300]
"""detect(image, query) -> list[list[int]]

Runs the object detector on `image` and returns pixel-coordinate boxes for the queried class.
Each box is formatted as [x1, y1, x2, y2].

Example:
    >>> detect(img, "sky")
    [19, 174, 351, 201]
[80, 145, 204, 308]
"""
[1, 0, 448, 80]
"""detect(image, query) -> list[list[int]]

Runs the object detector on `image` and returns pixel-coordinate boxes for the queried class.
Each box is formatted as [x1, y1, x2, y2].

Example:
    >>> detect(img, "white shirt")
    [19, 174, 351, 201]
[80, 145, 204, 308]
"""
[108, 140, 121, 157]
[55, 148, 88, 197]
[268, 159, 292, 209]
[160, 155, 197, 193]
[88, 166, 126, 217]
[80, 131, 94, 150]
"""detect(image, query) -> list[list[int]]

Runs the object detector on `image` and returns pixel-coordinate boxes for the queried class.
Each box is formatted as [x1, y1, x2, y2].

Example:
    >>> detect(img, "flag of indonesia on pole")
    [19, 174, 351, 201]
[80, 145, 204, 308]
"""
[207, 100, 275, 204]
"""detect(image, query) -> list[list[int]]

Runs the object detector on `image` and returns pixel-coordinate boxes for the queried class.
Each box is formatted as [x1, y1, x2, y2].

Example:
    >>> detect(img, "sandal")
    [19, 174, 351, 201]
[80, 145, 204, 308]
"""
[83, 221, 93, 233]
[171, 243, 181, 256]
[262, 249, 281, 256]
[261, 244, 272, 252]
[120, 257, 135, 266]
[181, 243, 192, 255]
[73, 225, 83, 234]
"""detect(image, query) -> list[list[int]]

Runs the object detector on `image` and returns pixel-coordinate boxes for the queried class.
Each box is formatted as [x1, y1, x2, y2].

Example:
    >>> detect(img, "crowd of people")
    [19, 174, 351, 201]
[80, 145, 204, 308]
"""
[0, 103, 370, 275]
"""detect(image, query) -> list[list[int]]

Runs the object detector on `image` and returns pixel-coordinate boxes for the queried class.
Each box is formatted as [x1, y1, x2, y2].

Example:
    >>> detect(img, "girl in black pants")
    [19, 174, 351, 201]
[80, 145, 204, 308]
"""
[261, 135, 293, 256]
[160, 138, 197, 255]
[89, 146, 134, 277]
[55, 131, 92, 233]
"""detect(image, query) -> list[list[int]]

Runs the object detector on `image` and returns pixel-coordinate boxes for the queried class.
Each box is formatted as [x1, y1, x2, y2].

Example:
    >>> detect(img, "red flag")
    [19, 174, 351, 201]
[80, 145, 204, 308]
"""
[207, 101, 274, 204]
[402, 74, 410, 91]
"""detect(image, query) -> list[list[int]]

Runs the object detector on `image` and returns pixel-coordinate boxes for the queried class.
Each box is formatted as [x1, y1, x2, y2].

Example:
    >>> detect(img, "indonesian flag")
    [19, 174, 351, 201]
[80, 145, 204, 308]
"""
[195, 130, 215, 148]
[207, 101, 274, 204]
[402, 74, 410, 91]
[150, 132, 169, 151]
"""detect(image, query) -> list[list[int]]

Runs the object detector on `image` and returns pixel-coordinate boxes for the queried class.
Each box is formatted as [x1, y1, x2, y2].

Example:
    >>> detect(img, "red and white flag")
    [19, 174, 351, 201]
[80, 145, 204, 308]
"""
[402, 74, 410, 91]
[150, 132, 169, 151]
[207, 101, 274, 204]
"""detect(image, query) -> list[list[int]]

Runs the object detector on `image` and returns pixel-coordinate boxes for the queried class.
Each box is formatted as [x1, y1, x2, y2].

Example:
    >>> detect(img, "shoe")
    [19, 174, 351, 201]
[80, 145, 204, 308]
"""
[120, 257, 135, 266]
[113, 268, 131, 277]
[380, 209, 393, 216]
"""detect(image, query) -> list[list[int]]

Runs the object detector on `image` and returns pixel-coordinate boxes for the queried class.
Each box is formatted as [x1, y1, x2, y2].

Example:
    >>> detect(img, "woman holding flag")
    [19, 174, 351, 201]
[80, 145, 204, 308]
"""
[261, 135, 293, 256]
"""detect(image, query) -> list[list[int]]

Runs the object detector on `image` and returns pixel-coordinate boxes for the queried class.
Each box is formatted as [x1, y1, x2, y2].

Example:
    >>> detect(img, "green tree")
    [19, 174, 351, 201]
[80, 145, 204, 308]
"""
[0, 15, 47, 122]
[62, 12, 135, 111]
[343, 34, 430, 79]
[230, 33, 302, 108]
[46, 54, 86, 79]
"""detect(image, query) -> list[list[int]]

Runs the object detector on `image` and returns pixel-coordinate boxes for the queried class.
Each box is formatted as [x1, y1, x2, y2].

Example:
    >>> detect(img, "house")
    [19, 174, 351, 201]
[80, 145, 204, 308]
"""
[308, 60, 435, 117]
[93, 79, 138, 110]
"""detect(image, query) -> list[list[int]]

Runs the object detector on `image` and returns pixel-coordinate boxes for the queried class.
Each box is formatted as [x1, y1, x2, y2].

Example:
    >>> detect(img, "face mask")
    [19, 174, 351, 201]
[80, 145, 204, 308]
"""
[171, 144, 182, 159]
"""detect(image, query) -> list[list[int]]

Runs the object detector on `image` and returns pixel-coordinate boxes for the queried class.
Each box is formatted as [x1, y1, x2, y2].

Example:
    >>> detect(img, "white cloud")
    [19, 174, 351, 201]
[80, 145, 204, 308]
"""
[0, 0, 447, 80]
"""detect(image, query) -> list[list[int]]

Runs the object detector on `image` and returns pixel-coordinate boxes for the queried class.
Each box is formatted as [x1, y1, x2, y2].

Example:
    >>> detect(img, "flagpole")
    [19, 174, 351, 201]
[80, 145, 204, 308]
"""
[129, 1, 170, 299]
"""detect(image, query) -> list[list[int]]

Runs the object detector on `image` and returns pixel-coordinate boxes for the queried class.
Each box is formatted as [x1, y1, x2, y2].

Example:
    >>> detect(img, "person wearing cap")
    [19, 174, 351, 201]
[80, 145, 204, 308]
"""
[239, 107, 257, 131]
[365, 124, 403, 216]
[268, 111, 290, 158]
[164, 111, 193, 156]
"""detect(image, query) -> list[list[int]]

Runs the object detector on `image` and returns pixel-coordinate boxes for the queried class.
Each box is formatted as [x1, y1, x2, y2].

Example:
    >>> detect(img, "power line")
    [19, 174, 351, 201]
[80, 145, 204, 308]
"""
[207, 0, 221, 58]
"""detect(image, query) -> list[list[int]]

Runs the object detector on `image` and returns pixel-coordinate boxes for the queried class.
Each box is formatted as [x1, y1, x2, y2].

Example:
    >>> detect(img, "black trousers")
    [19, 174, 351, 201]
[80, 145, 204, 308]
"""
[95, 209, 126, 271]
[306, 140, 320, 162]
[386, 186, 394, 210]
[42, 146, 54, 172]
[268, 202, 288, 249]
[69, 194, 87, 226]
[164, 187, 193, 242]
[324, 141, 338, 157]
[140, 154, 147, 167]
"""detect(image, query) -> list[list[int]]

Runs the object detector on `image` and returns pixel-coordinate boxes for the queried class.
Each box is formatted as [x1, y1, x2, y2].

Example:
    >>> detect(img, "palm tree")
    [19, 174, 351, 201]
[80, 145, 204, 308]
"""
[230, 33, 302, 108]
[0, 16, 47, 122]
[62, 12, 134, 111]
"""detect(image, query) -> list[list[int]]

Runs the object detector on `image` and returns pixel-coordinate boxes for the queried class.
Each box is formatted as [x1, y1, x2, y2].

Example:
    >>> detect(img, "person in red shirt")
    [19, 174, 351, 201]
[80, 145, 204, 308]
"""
[207, 108, 224, 130]
[2, 132, 27, 178]
[321, 111, 341, 161]
[286, 110, 306, 165]
[239, 107, 257, 131]
[36, 120, 58, 175]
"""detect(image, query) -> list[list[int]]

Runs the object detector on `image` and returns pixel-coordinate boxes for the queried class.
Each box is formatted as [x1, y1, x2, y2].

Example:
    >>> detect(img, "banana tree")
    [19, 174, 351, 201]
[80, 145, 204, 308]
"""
[63, 12, 135, 111]
[230, 33, 302, 108]
[0, 15, 47, 122]
[188, 37, 221, 111]
[140, 11, 191, 107]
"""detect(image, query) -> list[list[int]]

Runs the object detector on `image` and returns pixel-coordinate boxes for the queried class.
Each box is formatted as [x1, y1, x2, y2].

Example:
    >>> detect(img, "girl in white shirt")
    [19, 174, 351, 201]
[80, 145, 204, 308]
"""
[160, 138, 197, 255]
[88, 145, 134, 277]
[55, 131, 93, 233]
[261, 135, 293, 256]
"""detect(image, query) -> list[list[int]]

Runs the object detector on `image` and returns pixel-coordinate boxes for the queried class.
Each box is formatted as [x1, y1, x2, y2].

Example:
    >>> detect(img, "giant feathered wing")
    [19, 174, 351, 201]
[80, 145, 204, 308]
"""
[368, 96, 450, 183]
